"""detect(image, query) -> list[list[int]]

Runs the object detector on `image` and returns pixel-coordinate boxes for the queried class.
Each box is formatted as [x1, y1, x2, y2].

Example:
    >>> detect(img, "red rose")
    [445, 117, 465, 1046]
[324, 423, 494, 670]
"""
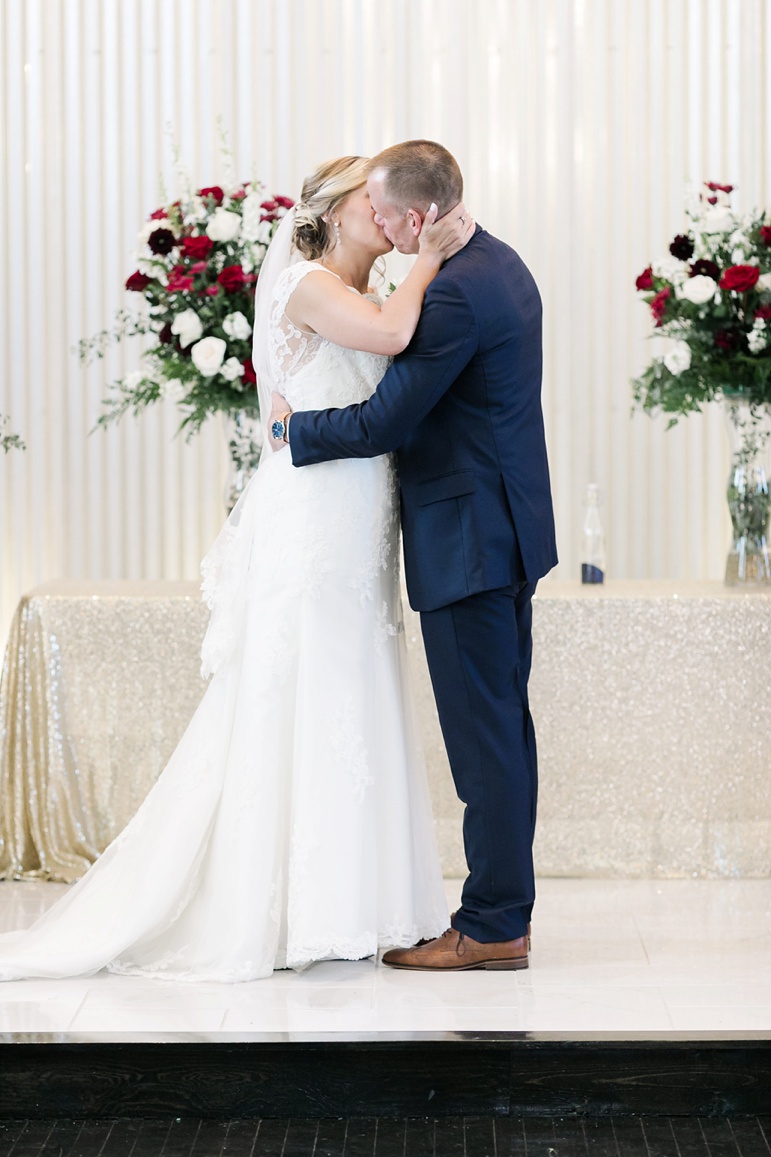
[275, 195, 295, 210]
[260, 199, 278, 211]
[755, 305, 771, 322]
[635, 266, 654, 291]
[719, 265, 760, 292]
[242, 357, 257, 385]
[150, 208, 168, 220]
[198, 186, 225, 204]
[126, 270, 150, 292]
[706, 182, 734, 193]
[707, 195, 718, 205]
[182, 235, 213, 260]
[230, 189, 246, 201]
[218, 264, 246, 293]
[650, 286, 671, 327]
[167, 266, 194, 293]
[760, 226, 771, 247]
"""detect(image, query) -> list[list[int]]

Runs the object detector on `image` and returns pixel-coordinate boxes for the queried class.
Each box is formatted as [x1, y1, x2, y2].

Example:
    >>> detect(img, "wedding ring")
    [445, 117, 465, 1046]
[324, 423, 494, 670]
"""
[459, 216, 466, 223]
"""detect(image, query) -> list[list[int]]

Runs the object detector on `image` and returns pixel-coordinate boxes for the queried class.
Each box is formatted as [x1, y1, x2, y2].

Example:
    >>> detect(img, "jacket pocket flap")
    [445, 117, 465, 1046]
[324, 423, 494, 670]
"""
[416, 470, 477, 506]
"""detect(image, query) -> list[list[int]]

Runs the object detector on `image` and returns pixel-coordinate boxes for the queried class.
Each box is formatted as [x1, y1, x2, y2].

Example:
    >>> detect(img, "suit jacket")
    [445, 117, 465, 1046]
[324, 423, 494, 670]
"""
[288, 225, 558, 612]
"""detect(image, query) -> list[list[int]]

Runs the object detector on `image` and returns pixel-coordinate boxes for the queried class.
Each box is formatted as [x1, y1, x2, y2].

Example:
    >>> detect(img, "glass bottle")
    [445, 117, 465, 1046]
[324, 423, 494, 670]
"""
[581, 483, 606, 584]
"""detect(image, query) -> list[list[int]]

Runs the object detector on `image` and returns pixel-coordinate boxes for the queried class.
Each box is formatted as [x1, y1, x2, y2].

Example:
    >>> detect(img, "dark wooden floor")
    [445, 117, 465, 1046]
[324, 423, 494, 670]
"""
[0, 1117, 769, 1157]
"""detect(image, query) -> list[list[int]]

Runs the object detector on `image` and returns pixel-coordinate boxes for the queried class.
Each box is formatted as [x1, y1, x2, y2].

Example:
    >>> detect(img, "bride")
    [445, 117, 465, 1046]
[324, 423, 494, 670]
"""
[0, 156, 473, 982]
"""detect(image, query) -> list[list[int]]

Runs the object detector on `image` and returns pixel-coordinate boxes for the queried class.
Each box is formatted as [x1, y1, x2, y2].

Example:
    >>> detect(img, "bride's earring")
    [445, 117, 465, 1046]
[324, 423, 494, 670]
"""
[332, 217, 341, 247]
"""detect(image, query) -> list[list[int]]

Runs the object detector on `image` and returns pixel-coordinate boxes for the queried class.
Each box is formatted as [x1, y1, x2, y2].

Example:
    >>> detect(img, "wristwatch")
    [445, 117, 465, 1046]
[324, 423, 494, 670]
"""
[271, 412, 291, 443]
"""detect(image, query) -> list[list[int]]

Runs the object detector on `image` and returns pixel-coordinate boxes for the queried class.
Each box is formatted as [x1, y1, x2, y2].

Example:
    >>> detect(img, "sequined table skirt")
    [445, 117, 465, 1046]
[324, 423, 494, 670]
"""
[1, 580, 769, 882]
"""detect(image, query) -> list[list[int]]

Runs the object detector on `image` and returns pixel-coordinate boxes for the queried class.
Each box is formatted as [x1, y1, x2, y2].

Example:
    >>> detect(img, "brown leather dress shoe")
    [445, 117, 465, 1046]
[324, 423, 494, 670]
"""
[382, 927, 528, 972]
[415, 918, 531, 951]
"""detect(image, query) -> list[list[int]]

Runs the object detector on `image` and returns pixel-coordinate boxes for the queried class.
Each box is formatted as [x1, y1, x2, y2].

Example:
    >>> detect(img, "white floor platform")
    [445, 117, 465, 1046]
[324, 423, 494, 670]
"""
[0, 877, 769, 1036]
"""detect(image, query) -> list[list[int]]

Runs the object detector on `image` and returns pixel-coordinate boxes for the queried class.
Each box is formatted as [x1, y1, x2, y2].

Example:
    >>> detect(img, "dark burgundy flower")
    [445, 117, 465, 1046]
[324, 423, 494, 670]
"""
[198, 186, 225, 204]
[125, 270, 150, 292]
[148, 228, 176, 255]
[218, 264, 246, 293]
[635, 266, 654, 291]
[714, 329, 741, 352]
[707, 196, 718, 205]
[690, 259, 720, 281]
[242, 357, 257, 385]
[669, 234, 694, 261]
[182, 235, 213, 260]
[650, 286, 671, 327]
[719, 264, 760, 293]
[755, 304, 771, 322]
[158, 322, 173, 343]
[760, 225, 771, 247]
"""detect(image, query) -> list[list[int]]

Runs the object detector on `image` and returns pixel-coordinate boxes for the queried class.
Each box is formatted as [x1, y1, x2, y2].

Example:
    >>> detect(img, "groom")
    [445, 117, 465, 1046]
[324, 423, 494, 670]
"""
[270, 140, 557, 971]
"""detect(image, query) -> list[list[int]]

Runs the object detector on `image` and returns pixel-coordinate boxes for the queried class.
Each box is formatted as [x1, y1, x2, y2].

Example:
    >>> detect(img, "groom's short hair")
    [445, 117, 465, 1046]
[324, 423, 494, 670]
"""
[368, 140, 463, 218]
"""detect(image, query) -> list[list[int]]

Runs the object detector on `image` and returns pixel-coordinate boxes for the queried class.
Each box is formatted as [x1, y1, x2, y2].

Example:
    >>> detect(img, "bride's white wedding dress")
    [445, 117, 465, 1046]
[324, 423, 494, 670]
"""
[0, 261, 449, 982]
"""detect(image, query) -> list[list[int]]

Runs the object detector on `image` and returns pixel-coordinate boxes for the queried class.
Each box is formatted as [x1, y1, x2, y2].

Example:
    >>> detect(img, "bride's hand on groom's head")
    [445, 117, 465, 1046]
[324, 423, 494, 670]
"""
[418, 201, 474, 262]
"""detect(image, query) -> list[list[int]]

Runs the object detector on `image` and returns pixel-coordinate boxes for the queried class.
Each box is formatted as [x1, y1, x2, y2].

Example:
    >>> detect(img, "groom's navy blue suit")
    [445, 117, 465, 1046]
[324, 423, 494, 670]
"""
[289, 226, 557, 943]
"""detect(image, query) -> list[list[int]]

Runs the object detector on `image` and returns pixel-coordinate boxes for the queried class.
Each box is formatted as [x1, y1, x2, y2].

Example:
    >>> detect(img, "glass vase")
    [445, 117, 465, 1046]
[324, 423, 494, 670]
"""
[723, 397, 771, 585]
[223, 410, 263, 513]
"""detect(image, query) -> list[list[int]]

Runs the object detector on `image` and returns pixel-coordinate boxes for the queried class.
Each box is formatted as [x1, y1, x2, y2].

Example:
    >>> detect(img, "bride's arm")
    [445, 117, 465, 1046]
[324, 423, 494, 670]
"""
[285, 205, 474, 356]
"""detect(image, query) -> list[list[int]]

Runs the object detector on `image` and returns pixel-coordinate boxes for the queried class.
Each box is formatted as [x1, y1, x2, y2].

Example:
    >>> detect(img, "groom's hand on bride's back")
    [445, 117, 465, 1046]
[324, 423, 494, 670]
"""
[269, 391, 292, 452]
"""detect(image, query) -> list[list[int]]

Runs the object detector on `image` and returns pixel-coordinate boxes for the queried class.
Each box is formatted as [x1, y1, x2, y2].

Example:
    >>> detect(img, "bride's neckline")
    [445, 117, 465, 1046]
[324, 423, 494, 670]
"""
[312, 260, 373, 298]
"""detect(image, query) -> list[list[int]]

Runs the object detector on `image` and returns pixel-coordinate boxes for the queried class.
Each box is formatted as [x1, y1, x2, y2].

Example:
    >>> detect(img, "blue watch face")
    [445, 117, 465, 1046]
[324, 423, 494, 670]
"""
[271, 419, 285, 440]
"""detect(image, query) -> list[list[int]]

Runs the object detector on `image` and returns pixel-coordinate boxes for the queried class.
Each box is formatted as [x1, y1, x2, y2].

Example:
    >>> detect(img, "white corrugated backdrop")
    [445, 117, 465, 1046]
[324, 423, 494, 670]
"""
[1, 0, 770, 643]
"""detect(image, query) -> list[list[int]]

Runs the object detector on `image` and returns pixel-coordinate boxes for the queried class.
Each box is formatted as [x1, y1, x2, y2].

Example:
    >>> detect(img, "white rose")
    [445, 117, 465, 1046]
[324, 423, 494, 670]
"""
[663, 341, 692, 376]
[652, 255, 688, 284]
[757, 273, 771, 295]
[747, 328, 768, 354]
[679, 275, 717, 305]
[700, 206, 734, 233]
[170, 308, 203, 349]
[222, 311, 252, 340]
[206, 207, 242, 242]
[191, 336, 227, 377]
[160, 377, 186, 403]
[220, 356, 245, 382]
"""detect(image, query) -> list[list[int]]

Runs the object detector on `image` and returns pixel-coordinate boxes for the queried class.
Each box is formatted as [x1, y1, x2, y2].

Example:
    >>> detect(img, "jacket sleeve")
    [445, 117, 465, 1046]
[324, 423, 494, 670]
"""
[288, 277, 478, 466]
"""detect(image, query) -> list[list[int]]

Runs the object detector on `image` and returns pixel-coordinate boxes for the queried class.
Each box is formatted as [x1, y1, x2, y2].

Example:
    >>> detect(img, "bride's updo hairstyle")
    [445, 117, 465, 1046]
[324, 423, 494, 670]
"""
[293, 156, 370, 260]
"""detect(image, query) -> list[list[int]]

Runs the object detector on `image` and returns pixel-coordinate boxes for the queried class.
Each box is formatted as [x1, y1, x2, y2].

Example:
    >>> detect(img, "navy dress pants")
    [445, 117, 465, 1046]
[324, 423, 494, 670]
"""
[419, 582, 538, 943]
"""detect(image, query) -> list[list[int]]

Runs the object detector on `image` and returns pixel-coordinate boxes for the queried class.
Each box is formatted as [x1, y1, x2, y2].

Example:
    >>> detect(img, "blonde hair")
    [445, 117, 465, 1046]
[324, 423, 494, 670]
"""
[293, 156, 370, 260]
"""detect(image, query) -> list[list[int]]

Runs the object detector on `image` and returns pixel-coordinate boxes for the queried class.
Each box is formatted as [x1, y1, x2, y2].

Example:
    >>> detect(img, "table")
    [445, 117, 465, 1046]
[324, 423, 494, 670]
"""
[1, 580, 769, 882]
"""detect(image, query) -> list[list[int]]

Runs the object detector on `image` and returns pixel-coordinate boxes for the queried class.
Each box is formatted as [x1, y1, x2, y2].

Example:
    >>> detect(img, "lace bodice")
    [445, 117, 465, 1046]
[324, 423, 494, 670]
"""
[269, 261, 391, 411]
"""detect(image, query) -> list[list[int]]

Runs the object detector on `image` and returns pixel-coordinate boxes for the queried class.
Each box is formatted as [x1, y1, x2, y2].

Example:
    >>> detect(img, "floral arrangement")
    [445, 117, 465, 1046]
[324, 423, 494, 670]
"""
[79, 176, 294, 439]
[632, 182, 771, 425]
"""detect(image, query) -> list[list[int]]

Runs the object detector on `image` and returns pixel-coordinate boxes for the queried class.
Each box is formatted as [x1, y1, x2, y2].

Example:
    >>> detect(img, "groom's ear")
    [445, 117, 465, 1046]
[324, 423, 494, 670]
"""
[406, 208, 424, 236]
